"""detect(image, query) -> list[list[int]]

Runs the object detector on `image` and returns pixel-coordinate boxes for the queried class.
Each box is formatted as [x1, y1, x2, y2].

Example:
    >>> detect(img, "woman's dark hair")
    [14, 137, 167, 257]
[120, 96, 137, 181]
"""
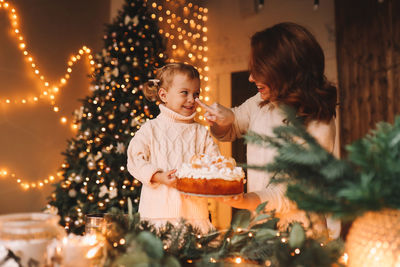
[249, 22, 337, 123]
[143, 62, 200, 102]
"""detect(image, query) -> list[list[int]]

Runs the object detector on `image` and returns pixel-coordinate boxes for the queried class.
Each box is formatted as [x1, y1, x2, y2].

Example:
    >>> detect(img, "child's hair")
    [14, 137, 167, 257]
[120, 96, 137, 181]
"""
[143, 63, 200, 102]
[249, 22, 337, 123]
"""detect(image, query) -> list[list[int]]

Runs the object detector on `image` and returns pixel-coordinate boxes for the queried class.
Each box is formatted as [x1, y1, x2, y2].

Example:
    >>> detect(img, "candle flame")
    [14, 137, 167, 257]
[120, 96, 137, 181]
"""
[83, 234, 98, 246]
[86, 246, 100, 259]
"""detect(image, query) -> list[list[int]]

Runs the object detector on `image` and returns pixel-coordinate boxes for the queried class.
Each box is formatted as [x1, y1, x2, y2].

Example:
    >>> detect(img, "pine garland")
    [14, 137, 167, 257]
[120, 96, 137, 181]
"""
[245, 107, 400, 220]
[100, 201, 343, 267]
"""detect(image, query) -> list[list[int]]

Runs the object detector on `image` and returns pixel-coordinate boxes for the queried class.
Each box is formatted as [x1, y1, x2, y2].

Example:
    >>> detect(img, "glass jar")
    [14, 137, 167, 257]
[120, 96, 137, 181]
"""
[0, 212, 65, 266]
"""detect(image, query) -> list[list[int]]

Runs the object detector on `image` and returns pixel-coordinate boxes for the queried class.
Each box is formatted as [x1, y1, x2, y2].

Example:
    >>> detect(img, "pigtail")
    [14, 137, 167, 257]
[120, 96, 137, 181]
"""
[142, 79, 160, 102]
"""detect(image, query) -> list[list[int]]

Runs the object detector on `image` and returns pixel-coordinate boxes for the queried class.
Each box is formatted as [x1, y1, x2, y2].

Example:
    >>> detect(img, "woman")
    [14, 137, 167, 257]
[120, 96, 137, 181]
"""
[197, 22, 337, 235]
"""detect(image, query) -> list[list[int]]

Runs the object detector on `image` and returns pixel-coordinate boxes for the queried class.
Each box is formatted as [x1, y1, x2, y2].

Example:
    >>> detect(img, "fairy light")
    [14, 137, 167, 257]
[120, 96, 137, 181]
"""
[234, 257, 242, 264]
[149, 1, 210, 123]
[1, 1, 210, 192]
[0, 1, 94, 128]
[0, 168, 62, 190]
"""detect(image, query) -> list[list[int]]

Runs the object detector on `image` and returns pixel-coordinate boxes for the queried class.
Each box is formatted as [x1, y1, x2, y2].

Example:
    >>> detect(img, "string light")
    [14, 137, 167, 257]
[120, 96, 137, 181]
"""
[149, 1, 211, 122]
[0, 0, 95, 126]
[1, 1, 210, 191]
[234, 257, 242, 264]
[0, 168, 60, 190]
[0, 1, 95, 190]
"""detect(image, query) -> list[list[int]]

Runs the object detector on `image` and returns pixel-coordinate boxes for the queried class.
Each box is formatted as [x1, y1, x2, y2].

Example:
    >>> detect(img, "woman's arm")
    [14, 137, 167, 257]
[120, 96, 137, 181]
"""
[196, 95, 257, 141]
[308, 118, 336, 153]
[220, 192, 262, 211]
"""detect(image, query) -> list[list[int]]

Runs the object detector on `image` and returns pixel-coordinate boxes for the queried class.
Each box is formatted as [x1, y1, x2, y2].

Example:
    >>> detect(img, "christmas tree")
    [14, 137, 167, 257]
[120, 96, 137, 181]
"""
[48, 0, 167, 234]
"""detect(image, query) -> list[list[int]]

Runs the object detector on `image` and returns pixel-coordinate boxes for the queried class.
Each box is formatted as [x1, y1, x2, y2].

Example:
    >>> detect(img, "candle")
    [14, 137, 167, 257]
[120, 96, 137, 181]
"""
[85, 214, 106, 235]
[0, 213, 65, 266]
[61, 234, 104, 267]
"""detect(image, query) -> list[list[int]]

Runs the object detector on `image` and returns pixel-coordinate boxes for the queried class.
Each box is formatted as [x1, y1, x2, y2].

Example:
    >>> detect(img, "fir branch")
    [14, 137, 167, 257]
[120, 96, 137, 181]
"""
[244, 107, 400, 219]
[101, 206, 342, 267]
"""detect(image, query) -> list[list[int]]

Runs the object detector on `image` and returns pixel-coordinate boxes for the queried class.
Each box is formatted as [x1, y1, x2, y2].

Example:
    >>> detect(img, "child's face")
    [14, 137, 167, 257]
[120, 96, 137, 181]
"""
[159, 73, 200, 116]
[249, 74, 271, 101]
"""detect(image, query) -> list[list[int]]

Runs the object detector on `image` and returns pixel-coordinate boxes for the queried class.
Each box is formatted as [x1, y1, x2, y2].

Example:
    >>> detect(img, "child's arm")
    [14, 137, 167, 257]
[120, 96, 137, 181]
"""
[127, 123, 162, 186]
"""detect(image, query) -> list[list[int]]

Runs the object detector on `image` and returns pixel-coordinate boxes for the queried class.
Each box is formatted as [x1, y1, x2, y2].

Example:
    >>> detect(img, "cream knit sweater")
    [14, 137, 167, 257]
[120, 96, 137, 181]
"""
[213, 93, 336, 234]
[127, 104, 220, 232]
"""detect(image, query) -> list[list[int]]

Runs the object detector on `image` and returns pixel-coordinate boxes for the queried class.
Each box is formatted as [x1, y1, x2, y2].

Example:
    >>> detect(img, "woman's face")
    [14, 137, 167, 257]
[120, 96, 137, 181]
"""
[249, 74, 271, 100]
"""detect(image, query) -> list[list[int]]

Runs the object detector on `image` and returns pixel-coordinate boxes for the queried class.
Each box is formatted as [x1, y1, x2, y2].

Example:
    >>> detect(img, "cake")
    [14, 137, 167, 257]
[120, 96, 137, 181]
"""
[176, 154, 245, 195]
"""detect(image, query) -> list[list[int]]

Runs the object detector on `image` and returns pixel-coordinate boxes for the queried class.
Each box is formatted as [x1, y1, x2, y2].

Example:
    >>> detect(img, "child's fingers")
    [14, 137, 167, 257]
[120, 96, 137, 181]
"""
[167, 169, 177, 178]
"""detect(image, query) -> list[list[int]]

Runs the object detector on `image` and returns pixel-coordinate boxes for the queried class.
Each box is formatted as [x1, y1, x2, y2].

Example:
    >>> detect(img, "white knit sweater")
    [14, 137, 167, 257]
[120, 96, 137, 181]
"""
[213, 93, 336, 233]
[127, 104, 220, 231]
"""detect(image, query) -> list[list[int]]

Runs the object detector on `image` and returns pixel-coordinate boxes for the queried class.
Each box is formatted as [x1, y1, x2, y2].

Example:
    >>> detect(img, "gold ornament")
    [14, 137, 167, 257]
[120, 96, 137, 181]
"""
[346, 209, 400, 266]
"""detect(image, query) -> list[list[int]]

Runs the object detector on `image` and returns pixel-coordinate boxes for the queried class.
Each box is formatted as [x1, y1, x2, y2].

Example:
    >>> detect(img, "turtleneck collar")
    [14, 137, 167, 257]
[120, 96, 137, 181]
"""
[158, 104, 196, 123]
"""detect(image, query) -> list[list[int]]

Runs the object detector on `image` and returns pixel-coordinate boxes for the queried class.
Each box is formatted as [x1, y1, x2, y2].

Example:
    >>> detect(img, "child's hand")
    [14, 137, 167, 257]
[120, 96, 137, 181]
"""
[151, 169, 177, 187]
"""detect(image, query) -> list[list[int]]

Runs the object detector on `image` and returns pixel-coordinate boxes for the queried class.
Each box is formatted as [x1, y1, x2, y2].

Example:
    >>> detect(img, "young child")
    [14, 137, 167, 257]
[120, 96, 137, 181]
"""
[127, 63, 219, 233]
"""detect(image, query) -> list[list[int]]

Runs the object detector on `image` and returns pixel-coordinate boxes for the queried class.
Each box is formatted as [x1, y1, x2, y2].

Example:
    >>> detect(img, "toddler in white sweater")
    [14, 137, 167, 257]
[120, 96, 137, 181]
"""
[127, 63, 219, 233]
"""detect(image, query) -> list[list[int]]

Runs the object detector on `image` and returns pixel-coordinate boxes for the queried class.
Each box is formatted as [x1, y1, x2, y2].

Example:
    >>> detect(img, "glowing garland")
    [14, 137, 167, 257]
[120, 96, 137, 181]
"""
[0, 0, 95, 190]
[0, 0, 95, 117]
[0, 167, 60, 190]
[149, 1, 210, 123]
[0, 0, 210, 191]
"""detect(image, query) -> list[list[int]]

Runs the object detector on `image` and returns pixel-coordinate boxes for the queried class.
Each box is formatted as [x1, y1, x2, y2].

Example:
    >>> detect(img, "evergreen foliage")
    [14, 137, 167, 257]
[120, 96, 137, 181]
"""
[245, 107, 400, 220]
[101, 201, 342, 267]
[48, 0, 167, 234]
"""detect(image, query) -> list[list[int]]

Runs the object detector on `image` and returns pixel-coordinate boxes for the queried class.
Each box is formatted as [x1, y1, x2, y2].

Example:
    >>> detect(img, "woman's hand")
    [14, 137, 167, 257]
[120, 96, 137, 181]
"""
[215, 192, 262, 211]
[221, 193, 244, 205]
[195, 99, 234, 127]
[151, 170, 177, 187]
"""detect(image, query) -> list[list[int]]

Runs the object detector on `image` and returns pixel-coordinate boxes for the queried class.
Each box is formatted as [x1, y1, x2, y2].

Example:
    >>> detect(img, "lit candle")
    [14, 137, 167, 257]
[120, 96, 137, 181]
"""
[85, 214, 106, 235]
[61, 234, 103, 267]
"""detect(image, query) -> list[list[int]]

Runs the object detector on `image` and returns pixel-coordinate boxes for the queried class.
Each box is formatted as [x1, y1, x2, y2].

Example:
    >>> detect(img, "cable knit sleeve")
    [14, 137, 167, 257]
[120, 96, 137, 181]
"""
[255, 117, 337, 214]
[307, 118, 336, 153]
[212, 94, 259, 142]
[254, 183, 294, 214]
[126, 122, 161, 186]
